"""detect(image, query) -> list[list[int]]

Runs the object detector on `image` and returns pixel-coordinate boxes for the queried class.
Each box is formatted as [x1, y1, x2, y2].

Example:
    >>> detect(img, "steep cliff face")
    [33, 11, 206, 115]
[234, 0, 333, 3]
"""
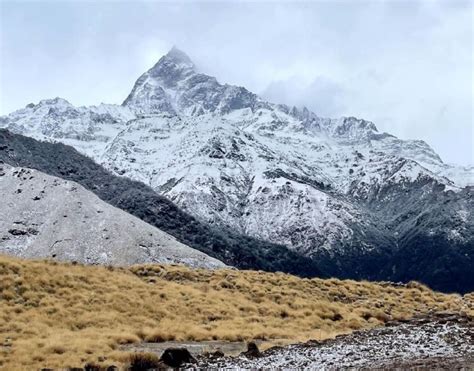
[1, 48, 472, 292]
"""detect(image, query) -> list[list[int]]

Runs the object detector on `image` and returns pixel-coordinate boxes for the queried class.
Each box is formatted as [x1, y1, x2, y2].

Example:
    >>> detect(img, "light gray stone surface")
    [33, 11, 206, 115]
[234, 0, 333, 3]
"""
[0, 164, 225, 268]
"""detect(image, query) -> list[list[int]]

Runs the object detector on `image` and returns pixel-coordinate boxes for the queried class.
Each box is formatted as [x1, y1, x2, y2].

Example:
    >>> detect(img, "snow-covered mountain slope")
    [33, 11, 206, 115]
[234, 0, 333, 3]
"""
[99, 114, 395, 261]
[0, 163, 225, 268]
[0, 129, 323, 277]
[0, 98, 134, 159]
[1, 47, 472, 291]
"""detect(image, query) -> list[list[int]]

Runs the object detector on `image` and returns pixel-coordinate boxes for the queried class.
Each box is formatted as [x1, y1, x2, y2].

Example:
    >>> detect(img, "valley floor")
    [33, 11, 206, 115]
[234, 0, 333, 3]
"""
[0, 255, 472, 369]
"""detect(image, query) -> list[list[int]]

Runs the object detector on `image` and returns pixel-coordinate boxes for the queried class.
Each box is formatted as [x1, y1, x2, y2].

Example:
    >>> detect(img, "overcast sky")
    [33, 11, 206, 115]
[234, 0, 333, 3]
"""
[1, 0, 472, 165]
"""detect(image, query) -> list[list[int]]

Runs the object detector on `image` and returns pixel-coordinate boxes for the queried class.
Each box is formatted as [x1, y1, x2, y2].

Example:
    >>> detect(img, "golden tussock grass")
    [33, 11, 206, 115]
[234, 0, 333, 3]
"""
[0, 255, 470, 369]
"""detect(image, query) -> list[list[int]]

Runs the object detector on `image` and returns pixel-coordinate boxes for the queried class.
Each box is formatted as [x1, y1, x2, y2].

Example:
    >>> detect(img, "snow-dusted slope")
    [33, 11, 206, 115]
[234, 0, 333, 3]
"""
[99, 114, 394, 258]
[0, 98, 134, 160]
[199, 314, 474, 369]
[0, 163, 225, 268]
[1, 47, 472, 291]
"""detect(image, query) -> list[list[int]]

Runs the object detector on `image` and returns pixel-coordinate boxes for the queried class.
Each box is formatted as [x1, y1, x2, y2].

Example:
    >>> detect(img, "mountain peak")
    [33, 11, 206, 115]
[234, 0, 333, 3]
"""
[146, 46, 196, 81]
[162, 46, 195, 69]
[122, 47, 197, 111]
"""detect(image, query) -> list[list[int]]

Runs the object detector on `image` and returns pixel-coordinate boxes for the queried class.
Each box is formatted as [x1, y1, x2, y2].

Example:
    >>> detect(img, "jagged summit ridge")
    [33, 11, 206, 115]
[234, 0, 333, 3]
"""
[122, 47, 268, 116]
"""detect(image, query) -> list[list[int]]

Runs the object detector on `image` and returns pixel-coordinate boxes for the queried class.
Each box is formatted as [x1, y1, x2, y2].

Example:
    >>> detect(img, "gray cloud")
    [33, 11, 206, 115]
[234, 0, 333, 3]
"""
[0, 0, 472, 165]
[262, 76, 348, 118]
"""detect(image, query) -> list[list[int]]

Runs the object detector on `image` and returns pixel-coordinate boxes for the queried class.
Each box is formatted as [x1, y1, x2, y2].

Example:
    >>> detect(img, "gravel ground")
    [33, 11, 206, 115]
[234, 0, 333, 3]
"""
[196, 313, 474, 370]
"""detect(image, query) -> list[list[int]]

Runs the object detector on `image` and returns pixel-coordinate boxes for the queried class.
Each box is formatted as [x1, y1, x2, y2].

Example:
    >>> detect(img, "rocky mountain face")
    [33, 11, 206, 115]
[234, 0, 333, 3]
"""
[1, 47, 472, 292]
[0, 163, 225, 268]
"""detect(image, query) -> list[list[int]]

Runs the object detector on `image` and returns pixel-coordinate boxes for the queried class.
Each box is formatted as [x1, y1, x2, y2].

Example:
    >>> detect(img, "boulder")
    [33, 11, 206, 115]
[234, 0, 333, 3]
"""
[160, 348, 196, 368]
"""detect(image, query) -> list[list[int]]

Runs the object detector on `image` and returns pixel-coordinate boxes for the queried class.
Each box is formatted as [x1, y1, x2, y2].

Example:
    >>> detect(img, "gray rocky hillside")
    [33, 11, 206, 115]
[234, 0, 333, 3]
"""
[0, 163, 225, 268]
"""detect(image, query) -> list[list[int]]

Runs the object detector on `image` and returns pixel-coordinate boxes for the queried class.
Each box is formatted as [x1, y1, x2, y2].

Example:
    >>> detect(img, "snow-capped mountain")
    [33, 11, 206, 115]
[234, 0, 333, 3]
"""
[1, 47, 473, 291]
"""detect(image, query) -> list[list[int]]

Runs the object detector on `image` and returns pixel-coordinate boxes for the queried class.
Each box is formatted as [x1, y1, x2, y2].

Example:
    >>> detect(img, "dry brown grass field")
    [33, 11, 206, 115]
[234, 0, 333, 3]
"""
[0, 254, 471, 370]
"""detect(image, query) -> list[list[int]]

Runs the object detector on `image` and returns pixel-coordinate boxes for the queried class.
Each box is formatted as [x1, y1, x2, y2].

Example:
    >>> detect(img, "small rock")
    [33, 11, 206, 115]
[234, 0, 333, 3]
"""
[8, 229, 27, 236]
[160, 348, 196, 367]
[27, 227, 39, 235]
[208, 350, 224, 359]
[242, 342, 262, 359]
[3, 338, 12, 347]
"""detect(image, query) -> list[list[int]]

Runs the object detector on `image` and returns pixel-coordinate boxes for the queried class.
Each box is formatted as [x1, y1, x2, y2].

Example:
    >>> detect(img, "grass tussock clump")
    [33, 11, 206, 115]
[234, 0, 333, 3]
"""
[126, 352, 162, 371]
[0, 255, 469, 369]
